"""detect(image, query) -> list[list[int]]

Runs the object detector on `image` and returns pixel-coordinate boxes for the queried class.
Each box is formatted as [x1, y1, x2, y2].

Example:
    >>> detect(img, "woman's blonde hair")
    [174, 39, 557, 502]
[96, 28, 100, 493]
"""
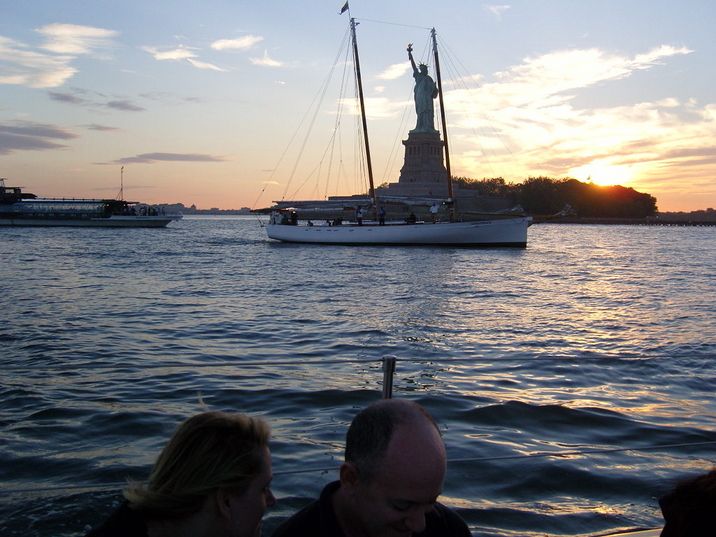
[124, 411, 270, 519]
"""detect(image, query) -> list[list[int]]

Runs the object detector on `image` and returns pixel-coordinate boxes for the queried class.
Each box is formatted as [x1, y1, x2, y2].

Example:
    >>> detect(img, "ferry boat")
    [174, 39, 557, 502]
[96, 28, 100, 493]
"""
[0, 180, 181, 228]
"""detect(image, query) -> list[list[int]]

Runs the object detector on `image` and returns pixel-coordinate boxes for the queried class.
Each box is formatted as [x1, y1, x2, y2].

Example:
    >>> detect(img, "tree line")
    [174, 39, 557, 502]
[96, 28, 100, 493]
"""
[453, 176, 658, 218]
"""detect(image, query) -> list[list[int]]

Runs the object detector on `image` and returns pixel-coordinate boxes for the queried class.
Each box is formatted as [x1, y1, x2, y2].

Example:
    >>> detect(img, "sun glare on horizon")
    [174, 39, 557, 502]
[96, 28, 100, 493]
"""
[570, 162, 635, 187]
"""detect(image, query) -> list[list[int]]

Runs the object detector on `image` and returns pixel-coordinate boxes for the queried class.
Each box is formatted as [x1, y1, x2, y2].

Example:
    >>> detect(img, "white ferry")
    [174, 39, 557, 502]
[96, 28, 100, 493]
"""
[0, 180, 181, 228]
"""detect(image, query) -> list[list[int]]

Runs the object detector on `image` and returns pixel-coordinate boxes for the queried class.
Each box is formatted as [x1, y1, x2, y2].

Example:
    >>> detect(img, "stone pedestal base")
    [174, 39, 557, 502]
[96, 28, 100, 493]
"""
[388, 130, 448, 197]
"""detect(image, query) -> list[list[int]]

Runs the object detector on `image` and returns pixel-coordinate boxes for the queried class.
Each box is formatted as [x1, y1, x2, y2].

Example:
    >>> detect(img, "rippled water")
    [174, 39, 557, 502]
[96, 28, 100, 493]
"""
[1, 217, 714, 537]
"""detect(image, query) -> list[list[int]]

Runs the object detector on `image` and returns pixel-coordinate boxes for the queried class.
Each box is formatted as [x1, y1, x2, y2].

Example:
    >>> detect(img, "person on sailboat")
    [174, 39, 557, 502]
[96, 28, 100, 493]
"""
[430, 202, 439, 223]
[407, 44, 439, 133]
[356, 206, 364, 226]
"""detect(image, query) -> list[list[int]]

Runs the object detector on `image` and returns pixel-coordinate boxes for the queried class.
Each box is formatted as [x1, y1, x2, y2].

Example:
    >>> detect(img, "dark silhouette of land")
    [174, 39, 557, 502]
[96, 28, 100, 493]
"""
[160, 178, 715, 225]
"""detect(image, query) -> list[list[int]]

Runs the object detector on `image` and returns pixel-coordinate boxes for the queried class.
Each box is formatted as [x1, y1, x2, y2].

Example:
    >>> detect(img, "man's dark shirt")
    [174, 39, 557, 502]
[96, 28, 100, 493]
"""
[84, 501, 148, 537]
[272, 481, 472, 537]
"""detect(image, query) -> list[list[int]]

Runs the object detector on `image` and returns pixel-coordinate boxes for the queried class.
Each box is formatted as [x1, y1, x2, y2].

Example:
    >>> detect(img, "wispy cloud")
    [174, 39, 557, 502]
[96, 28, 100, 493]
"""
[142, 45, 196, 61]
[484, 4, 511, 20]
[187, 58, 227, 72]
[48, 90, 92, 105]
[211, 35, 263, 51]
[106, 99, 145, 112]
[143, 45, 226, 72]
[0, 35, 77, 88]
[37, 23, 117, 54]
[109, 152, 226, 165]
[341, 97, 409, 120]
[0, 121, 77, 155]
[441, 44, 712, 206]
[83, 123, 119, 132]
[49, 89, 145, 112]
[377, 63, 410, 80]
[0, 24, 116, 88]
[250, 50, 283, 67]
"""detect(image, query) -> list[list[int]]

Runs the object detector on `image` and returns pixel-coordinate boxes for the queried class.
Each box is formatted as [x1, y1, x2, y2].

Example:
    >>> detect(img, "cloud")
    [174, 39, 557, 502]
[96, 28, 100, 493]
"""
[37, 23, 117, 55]
[250, 50, 283, 67]
[377, 63, 410, 80]
[186, 58, 227, 72]
[341, 97, 408, 120]
[109, 152, 226, 164]
[83, 123, 119, 131]
[0, 35, 76, 88]
[106, 99, 145, 112]
[139, 91, 202, 104]
[0, 121, 77, 155]
[143, 45, 227, 72]
[211, 35, 263, 51]
[0, 24, 115, 88]
[48, 90, 92, 105]
[484, 4, 511, 20]
[142, 45, 196, 61]
[441, 44, 712, 207]
[48, 89, 146, 112]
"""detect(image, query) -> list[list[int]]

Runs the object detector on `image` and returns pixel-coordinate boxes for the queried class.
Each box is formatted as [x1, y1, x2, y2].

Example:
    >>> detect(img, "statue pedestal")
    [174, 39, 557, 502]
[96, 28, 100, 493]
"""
[392, 130, 448, 197]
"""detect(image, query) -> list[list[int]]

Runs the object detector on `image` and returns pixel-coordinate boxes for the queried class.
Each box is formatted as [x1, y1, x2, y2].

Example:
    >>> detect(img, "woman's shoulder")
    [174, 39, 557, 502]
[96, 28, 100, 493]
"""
[85, 501, 147, 537]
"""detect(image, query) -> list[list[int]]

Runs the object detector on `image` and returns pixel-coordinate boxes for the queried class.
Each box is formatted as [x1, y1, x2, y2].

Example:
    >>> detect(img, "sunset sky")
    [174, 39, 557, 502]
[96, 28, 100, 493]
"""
[1, 1, 714, 211]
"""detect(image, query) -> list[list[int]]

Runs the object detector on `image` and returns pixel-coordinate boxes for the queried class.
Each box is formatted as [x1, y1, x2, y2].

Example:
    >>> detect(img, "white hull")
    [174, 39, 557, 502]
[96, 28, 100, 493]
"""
[0, 215, 181, 228]
[267, 217, 529, 246]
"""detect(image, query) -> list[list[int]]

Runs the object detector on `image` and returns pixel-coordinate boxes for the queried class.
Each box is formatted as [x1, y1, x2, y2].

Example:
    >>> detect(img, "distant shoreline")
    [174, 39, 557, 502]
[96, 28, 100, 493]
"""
[533, 216, 716, 226]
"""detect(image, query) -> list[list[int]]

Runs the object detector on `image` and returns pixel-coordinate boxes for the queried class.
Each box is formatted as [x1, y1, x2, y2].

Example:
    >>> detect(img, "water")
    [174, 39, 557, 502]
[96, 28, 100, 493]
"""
[1, 217, 714, 537]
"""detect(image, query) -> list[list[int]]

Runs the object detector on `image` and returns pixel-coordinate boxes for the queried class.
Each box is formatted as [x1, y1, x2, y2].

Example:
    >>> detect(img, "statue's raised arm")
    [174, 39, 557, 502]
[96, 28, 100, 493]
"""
[407, 43, 418, 76]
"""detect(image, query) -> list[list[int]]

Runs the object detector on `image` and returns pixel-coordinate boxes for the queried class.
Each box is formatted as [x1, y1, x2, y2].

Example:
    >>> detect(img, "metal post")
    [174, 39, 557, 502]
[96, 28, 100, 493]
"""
[382, 355, 397, 399]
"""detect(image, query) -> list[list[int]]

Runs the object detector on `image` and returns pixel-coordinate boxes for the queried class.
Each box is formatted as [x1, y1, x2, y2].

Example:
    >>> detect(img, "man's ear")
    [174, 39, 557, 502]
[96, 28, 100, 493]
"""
[214, 488, 233, 520]
[340, 462, 360, 489]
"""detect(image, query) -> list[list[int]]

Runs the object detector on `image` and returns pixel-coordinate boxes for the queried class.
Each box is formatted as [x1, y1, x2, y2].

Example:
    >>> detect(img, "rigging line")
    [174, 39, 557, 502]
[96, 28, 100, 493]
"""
[281, 28, 351, 200]
[289, 128, 340, 200]
[6, 440, 715, 495]
[3, 354, 684, 373]
[1, 357, 385, 372]
[353, 17, 431, 30]
[435, 41, 501, 180]
[381, 95, 411, 184]
[352, 66, 367, 197]
[271, 33, 345, 202]
[324, 39, 353, 200]
[437, 34, 518, 169]
[289, 72, 351, 202]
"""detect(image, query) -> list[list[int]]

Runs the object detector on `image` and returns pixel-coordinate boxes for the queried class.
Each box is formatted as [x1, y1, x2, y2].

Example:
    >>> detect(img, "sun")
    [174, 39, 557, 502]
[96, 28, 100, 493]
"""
[570, 161, 634, 187]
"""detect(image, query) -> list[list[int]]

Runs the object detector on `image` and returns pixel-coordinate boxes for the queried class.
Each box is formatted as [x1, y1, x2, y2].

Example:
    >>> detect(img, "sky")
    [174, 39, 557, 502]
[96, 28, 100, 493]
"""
[1, 0, 714, 211]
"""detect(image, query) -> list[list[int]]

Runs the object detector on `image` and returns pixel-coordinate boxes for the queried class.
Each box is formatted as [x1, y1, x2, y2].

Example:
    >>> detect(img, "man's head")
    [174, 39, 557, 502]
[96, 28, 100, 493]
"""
[337, 399, 446, 537]
[660, 468, 716, 537]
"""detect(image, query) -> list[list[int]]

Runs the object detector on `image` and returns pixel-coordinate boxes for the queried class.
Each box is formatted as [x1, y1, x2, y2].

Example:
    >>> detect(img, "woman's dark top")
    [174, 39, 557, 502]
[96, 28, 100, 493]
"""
[84, 501, 148, 537]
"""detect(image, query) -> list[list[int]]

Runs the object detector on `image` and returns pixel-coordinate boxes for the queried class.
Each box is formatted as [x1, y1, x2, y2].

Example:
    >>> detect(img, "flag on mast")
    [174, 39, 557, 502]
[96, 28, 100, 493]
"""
[339, 1, 349, 14]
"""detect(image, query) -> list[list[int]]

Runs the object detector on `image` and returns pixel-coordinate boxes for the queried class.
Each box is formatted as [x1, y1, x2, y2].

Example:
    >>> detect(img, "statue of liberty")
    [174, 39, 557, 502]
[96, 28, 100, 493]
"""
[407, 43, 438, 133]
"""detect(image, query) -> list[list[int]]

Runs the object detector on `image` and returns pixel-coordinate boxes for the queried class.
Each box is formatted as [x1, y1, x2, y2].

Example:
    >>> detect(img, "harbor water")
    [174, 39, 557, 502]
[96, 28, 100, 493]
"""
[1, 217, 714, 537]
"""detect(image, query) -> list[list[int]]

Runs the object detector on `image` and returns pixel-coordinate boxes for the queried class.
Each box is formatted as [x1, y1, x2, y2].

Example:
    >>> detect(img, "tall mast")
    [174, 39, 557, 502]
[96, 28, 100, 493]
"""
[350, 17, 377, 213]
[119, 166, 124, 201]
[431, 28, 455, 215]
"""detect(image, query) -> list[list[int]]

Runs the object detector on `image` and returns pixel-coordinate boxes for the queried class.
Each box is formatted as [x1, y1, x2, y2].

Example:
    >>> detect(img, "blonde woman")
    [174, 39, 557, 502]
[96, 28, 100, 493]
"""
[86, 411, 275, 537]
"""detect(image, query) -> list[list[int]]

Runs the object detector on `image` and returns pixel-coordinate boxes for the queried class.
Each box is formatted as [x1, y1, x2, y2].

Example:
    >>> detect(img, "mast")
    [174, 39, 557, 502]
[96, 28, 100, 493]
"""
[431, 28, 455, 218]
[350, 17, 377, 214]
[118, 166, 124, 201]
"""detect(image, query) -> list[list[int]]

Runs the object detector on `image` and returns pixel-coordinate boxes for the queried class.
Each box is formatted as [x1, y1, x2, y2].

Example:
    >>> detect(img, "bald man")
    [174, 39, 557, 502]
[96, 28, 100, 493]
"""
[273, 399, 471, 537]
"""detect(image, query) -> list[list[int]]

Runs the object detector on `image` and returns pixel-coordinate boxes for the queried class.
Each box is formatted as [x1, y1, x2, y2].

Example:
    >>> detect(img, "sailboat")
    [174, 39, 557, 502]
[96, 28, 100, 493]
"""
[265, 18, 530, 247]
